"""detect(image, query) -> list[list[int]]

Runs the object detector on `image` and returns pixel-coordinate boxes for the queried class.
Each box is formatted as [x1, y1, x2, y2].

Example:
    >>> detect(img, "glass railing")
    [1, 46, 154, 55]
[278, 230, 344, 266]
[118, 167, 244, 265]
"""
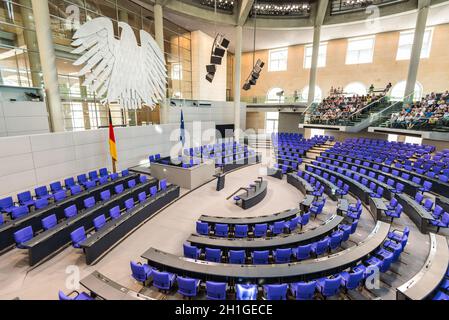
[241, 95, 312, 105]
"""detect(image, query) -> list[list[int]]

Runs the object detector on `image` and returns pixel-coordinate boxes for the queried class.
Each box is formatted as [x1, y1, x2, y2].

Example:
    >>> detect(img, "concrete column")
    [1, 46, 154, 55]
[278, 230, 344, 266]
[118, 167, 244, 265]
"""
[19, 0, 43, 88]
[307, 25, 321, 105]
[233, 25, 242, 140]
[31, 0, 64, 131]
[154, 3, 168, 124]
[404, 0, 430, 102]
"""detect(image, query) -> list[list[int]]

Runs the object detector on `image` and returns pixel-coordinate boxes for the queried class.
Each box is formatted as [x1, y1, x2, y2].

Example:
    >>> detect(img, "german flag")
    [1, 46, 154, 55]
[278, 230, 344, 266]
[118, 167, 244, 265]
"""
[108, 109, 118, 162]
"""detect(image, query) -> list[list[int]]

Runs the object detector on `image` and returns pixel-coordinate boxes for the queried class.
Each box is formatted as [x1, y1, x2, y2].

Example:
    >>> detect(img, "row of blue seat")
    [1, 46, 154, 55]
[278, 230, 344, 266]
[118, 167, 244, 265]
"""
[0, 168, 130, 218]
[129, 226, 407, 300]
[186, 221, 358, 264]
[414, 192, 449, 231]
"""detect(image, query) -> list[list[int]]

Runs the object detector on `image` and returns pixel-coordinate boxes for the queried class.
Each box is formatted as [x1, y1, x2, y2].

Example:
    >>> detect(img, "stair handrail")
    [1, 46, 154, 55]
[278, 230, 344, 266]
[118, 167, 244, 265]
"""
[348, 95, 389, 120]
[368, 92, 415, 125]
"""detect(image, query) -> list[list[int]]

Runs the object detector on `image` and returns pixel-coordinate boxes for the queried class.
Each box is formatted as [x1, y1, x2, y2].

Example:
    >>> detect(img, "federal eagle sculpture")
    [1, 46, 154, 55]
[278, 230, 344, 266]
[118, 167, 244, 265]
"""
[71, 17, 167, 110]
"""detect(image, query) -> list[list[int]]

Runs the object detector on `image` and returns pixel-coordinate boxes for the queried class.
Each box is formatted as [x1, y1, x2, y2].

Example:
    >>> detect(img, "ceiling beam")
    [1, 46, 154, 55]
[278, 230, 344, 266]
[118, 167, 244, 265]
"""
[237, 0, 255, 26]
[155, 0, 171, 6]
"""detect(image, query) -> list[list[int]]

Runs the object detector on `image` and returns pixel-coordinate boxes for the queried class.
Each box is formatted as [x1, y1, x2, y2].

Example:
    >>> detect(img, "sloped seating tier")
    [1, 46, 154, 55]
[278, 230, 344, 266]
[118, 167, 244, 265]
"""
[286, 173, 315, 195]
[397, 233, 449, 300]
[319, 152, 420, 197]
[80, 185, 180, 265]
[141, 222, 390, 283]
[311, 159, 393, 200]
[396, 193, 436, 233]
[22, 178, 158, 266]
[0, 173, 142, 252]
[188, 214, 344, 252]
[80, 271, 154, 300]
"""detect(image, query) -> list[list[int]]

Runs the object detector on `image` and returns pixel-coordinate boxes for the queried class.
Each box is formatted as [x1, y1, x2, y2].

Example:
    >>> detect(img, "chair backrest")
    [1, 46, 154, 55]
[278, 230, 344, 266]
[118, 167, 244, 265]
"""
[301, 212, 310, 226]
[265, 284, 288, 300]
[70, 226, 86, 246]
[423, 198, 434, 211]
[433, 205, 444, 218]
[423, 181, 433, 191]
[41, 214, 57, 231]
[160, 179, 167, 190]
[150, 186, 158, 197]
[196, 221, 209, 235]
[83, 196, 95, 209]
[93, 214, 106, 231]
[390, 198, 398, 208]
[127, 179, 136, 189]
[17, 191, 32, 203]
[139, 175, 147, 184]
[35, 198, 48, 210]
[99, 176, 108, 185]
[99, 168, 108, 177]
[64, 177, 75, 188]
[272, 221, 284, 234]
[206, 281, 227, 299]
[12, 206, 29, 219]
[70, 185, 82, 195]
[84, 180, 96, 189]
[177, 277, 198, 295]
[107, 173, 117, 182]
[236, 284, 258, 300]
[254, 223, 267, 237]
[235, 224, 248, 237]
[215, 224, 228, 236]
[109, 205, 121, 220]
[89, 170, 98, 180]
[64, 204, 78, 218]
[77, 174, 87, 183]
[275, 248, 292, 263]
[0, 196, 14, 210]
[316, 237, 329, 255]
[0, 214, 3, 225]
[130, 261, 150, 281]
[296, 244, 312, 260]
[322, 276, 342, 296]
[125, 198, 135, 211]
[229, 250, 246, 264]
[121, 169, 129, 177]
[183, 243, 200, 259]
[14, 226, 33, 245]
[114, 184, 124, 194]
[252, 250, 269, 264]
[50, 181, 63, 193]
[138, 192, 147, 203]
[293, 281, 316, 300]
[415, 192, 424, 204]
[100, 190, 111, 201]
[205, 247, 221, 262]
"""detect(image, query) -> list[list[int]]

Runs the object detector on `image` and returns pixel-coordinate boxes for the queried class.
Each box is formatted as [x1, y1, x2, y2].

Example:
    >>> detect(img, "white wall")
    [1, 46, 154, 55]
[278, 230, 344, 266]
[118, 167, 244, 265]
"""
[191, 30, 227, 101]
[0, 121, 215, 199]
[167, 101, 246, 130]
[0, 101, 50, 137]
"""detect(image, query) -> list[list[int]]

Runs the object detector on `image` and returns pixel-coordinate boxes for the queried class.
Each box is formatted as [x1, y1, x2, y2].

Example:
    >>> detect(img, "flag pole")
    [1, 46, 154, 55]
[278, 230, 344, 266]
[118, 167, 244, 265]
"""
[108, 104, 118, 173]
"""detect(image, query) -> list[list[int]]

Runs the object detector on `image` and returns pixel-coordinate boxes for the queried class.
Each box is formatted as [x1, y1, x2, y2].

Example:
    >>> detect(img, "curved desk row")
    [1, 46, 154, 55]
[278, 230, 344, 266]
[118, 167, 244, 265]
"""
[187, 214, 344, 251]
[286, 173, 314, 195]
[80, 185, 180, 265]
[320, 152, 420, 197]
[324, 150, 449, 197]
[396, 193, 435, 233]
[238, 180, 268, 210]
[302, 170, 339, 201]
[312, 160, 394, 201]
[0, 173, 140, 252]
[80, 271, 154, 300]
[396, 233, 449, 300]
[23, 179, 157, 266]
[436, 196, 449, 214]
[198, 208, 299, 226]
[305, 164, 385, 222]
[141, 221, 390, 284]
[222, 153, 261, 173]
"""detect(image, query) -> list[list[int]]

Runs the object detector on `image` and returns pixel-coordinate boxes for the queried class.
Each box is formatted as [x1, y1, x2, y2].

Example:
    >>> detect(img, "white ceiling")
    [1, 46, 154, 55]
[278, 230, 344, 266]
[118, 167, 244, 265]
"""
[164, 1, 449, 52]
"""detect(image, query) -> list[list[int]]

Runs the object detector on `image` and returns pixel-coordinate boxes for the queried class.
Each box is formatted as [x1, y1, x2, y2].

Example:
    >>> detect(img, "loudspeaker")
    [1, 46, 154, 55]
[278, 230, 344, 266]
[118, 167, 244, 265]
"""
[206, 73, 215, 83]
[213, 47, 226, 57]
[210, 56, 222, 65]
[220, 38, 230, 49]
[206, 64, 216, 74]
[242, 82, 251, 91]
[249, 78, 257, 85]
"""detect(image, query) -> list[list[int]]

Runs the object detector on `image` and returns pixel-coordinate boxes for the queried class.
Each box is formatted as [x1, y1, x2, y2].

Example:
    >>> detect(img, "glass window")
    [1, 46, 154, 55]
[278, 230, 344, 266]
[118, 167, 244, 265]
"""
[390, 81, 423, 101]
[301, 86, 322, 102]
[171, 63, 182, 80]
[266, 87, 285, 103]
[343, 82, 367, 96]
[268, 48, 288, 72]
[346, 36, 375, 65]
[304, 43, 327, 68]
[396, 28, 433, 60]
[266, 112, 279, 134]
